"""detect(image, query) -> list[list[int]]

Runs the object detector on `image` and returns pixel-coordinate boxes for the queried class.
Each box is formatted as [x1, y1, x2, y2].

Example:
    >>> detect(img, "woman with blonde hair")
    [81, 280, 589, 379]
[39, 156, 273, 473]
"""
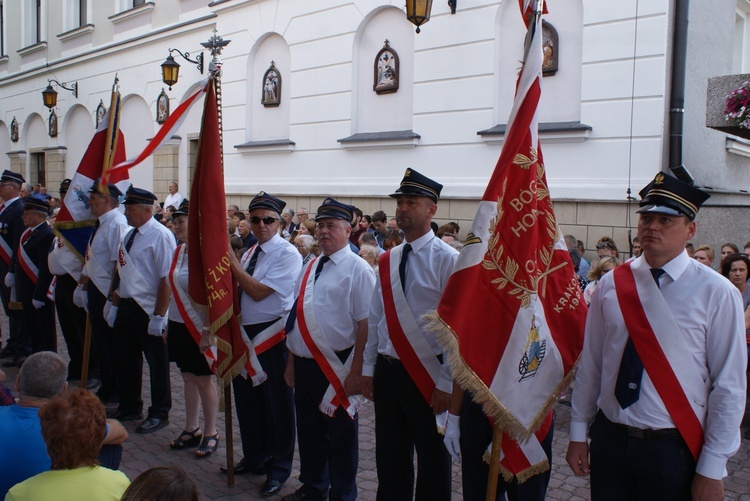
[583, 255, 620, 306]
[692, 244, 714, 267]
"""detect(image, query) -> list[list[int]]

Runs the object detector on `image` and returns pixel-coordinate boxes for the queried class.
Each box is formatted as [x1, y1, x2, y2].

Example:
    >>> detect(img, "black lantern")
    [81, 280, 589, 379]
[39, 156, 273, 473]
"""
[405, 0, 433, 33]
[41, 79, 77, 109]
[42, 83, 58, 109]
[161, 54, 180, 90]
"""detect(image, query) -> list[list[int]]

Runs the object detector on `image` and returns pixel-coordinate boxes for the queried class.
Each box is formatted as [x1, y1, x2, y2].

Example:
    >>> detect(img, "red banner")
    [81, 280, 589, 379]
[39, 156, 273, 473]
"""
[188, 77, 248, 386]
[433, 0, 586, 480]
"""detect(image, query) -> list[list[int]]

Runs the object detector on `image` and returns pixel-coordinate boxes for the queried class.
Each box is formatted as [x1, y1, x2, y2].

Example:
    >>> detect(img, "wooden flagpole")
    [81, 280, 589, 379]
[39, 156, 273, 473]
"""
[486, 425, 503, 501]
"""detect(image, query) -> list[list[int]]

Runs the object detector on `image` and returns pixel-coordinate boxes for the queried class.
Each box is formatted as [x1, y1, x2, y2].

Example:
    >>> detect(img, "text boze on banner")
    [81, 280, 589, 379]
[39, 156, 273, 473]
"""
[431, 0, 587, 482]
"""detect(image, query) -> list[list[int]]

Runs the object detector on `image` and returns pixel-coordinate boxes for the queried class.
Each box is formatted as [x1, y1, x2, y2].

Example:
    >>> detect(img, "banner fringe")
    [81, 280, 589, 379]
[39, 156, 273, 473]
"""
[427, 311, 577, 443]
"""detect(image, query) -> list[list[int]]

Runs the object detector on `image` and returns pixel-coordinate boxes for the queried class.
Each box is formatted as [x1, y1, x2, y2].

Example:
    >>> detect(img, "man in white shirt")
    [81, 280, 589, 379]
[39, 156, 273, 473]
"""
[80, 180, 131, 412]
[163, 181, 183, 211]
[108, 187, 175, 434]
[283, 198, 376, 501]
[362, 168, 458, 501]
[566, 172, 747, 500]
[226, 192, 302, 497]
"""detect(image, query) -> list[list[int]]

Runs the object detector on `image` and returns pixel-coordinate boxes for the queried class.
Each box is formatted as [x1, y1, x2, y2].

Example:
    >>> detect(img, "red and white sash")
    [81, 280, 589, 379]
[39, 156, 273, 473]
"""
[294, 257, 364, 418]
[612, 260, 707, 461]
[378, 247, 448, 430]
[168, 244, 217, 371]
[117, 233, 156, 315]
[240, 317, 286, 386]
[86, 240, 113, 295]
[18, 228, 39, 285]
[0, 236, 11, 266]
[237, 244, 287, 386]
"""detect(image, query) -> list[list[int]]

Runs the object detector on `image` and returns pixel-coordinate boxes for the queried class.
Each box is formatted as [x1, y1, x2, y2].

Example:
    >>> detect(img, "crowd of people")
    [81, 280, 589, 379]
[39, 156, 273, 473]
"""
[0, 166, 746, 500]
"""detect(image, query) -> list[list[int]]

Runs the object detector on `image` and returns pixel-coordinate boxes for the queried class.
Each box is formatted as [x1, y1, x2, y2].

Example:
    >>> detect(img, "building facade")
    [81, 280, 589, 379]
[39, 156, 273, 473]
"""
[0, 0, 747, 260]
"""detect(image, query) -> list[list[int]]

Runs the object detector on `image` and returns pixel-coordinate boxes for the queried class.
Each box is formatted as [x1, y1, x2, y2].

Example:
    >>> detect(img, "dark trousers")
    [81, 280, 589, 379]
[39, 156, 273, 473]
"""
[373, 355, 451, 501]
[21, 297, 56, 353]
[55, 273, 97, 380]
[589, 412, 695, 501]
[232, 320, 295, 483]
[99, 444, 123, 470]
[294, 355, 358, 501]
[89, 284, 118, 402]
[0, 272, 31, 357]
[112, 298, 171, 419]
[460, 394, 553, 501]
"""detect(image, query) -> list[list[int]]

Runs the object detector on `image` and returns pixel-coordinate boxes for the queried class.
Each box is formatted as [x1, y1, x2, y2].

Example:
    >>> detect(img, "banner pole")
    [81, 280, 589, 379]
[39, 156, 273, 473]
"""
[486, 425, 503, 501]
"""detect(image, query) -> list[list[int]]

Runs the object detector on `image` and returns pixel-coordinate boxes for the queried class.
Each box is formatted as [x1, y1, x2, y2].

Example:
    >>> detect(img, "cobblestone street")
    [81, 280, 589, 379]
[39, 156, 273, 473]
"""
[4, 324, 750, 500]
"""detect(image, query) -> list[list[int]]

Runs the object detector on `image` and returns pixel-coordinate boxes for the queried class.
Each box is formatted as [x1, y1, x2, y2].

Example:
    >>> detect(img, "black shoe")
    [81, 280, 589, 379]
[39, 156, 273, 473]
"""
[281, 489, 322, 501]
[220, 457, 266, 475]
[112, 411, 143, 421]
[261, 479, 282, 497]
[135, 416, 169, 434]
[2, 356, 26, 368]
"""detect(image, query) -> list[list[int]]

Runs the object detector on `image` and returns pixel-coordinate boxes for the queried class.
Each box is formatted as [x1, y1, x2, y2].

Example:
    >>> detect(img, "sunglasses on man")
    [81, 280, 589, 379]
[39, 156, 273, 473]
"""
[249, 216, 279, 225]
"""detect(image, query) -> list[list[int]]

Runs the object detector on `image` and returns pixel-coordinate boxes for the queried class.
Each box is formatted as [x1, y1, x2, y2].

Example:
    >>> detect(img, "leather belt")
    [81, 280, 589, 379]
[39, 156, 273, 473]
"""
[379, 353, 444, 365]
[601, 412, 681, 440]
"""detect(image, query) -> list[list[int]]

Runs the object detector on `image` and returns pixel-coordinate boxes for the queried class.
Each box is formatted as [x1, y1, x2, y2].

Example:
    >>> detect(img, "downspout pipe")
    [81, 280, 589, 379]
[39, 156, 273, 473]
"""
[669, 0, 695, 185]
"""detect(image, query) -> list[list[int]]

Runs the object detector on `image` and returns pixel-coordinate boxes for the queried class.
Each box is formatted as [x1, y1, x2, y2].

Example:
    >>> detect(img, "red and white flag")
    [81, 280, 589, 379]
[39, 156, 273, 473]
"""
[432, 0, 586, 481]
[187, 76, 251, 390]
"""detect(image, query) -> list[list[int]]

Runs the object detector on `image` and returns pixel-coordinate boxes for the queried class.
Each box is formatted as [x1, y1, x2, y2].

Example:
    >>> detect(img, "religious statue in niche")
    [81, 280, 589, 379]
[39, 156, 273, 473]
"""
[10, 117, 18, 142]
[49, 111, 58, 138]
[373, 40, 399, 94]
[156, 89, 170, 124]
[96, 100, 107, 128]
[542, 20, 559, 76]
[261, 62, 281, 107]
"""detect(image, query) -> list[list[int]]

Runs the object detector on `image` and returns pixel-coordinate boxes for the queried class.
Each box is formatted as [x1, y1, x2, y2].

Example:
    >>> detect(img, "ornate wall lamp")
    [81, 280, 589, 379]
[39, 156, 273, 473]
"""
[41, 79, 78, 109]
[405, 0, 456, 33]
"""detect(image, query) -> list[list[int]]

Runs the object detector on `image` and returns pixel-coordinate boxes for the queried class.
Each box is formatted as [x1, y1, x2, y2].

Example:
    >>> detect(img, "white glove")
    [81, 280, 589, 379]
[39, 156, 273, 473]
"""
[103, 300, 112, 321]
[32, 299, 44, 309]
[148, 314, 165, 336]
[106, 305, 118, 328]
[73, 284, 87, 311]
[444, 413, 461, 463]
[4, 273, 14, 288]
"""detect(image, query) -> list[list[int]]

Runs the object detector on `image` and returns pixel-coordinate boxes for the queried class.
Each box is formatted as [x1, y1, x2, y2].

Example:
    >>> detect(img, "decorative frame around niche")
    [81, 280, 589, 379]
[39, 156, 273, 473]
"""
[542, 20, 559, 76]
[373, 40, 399, 95]
[156, 89, 170, 124]
[95, 100, 107, 128]
[261, 61, 281, 108]
[10, 117, 18, 142]
[49, 111, 58, 138]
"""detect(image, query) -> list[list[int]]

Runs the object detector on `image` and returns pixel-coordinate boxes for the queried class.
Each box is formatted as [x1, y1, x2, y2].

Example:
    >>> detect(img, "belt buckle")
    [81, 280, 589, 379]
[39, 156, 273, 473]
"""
[627, 426, 646, 439]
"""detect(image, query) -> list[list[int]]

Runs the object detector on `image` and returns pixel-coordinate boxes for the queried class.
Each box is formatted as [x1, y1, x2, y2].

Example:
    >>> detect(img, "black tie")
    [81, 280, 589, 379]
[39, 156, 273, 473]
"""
[125, 228, 138, 252]
[314, 256, 330, 283]
[285, 256, 331, 334]
[615, 268, 665, 409]
[245, 247, 261, 276]
[89, 220, 100, 244]
[399, 244, 412, 293]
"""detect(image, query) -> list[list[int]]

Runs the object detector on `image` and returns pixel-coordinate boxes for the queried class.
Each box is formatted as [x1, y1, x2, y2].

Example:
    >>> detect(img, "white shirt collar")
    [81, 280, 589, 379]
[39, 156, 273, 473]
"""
[405, 229, 436, 253]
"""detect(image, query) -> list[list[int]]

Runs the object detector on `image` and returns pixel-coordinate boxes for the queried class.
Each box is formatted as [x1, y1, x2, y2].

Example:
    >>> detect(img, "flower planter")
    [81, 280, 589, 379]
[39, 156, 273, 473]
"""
[706, 73, 750, 140]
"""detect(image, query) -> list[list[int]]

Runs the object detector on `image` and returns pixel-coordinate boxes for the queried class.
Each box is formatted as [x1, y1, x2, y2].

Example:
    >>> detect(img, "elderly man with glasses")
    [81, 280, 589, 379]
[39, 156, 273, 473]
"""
[226, 192, 302, 498]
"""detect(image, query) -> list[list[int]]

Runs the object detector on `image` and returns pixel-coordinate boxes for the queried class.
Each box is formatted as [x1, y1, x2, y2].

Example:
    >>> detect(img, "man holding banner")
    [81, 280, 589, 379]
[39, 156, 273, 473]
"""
[225, 192, 301, 497]
[566, 173, 747, 500]
[362, 168, 457, 501]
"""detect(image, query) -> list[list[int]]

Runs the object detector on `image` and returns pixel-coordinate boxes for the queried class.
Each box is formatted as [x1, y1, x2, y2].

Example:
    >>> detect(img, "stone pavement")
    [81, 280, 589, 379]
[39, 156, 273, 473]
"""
[2, 322, 750, 500]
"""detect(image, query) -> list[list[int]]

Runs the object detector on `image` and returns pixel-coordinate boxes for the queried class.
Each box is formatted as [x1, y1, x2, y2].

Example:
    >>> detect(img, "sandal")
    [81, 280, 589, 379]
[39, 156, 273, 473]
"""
[195, 433, 219, 458]
[169, 428, 202, 450]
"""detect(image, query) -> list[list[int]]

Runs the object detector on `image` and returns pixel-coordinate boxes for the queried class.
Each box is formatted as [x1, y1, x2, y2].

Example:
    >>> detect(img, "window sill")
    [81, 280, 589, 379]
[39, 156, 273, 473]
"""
[337, 130, 420, 150]
[109, 2, 155, 24]
[726, 136, 750, 158]
[235, 139, 295, 154]
[17, 42, 47, 57]
[478, 121, 592, 145]
[58, 24, 95, 42]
